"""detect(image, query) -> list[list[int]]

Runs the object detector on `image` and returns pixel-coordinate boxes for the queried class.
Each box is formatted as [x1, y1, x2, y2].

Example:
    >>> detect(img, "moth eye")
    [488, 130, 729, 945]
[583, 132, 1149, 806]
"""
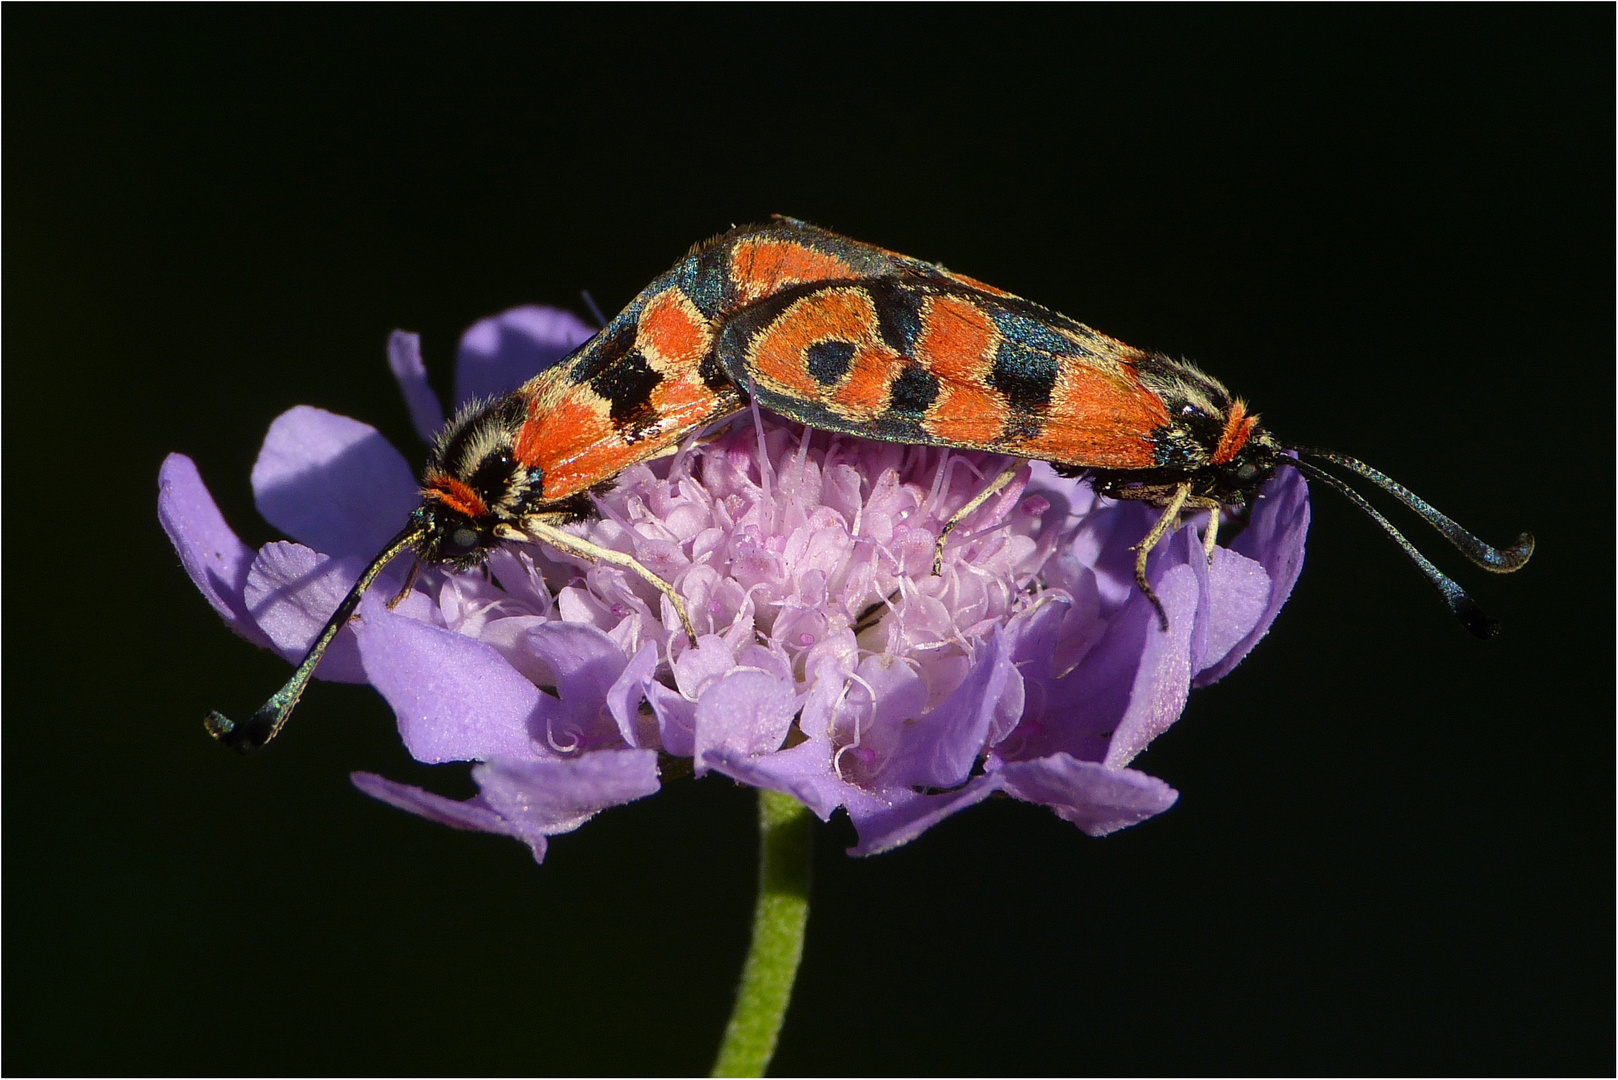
[449, 526, 480, 552]
[1236, 462, 1259, 483]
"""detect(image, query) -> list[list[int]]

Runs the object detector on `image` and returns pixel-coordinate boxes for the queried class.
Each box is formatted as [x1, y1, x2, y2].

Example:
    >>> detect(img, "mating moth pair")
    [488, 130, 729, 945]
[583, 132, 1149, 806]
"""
[206, 216, 1532, 751]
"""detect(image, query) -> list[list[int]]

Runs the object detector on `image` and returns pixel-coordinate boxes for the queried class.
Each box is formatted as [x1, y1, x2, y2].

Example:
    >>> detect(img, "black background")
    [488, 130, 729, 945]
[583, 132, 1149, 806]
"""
[7, 7, 1611, 1075]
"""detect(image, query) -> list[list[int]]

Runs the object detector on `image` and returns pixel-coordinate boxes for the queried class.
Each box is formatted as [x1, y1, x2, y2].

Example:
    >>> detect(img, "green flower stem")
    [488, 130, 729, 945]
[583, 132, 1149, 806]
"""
[710, 790, 813, 1078]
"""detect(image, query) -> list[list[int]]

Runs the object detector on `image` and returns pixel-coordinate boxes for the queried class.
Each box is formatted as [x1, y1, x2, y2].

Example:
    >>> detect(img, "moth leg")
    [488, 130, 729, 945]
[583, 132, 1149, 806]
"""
[1184, 495, 1222, 564]
[1132, 482, 1192, 631]
[385, 556, 422, 610]
[508, 520, 700, 645]
[853, 587, 903, 635]
[933, 459, 1026, 575]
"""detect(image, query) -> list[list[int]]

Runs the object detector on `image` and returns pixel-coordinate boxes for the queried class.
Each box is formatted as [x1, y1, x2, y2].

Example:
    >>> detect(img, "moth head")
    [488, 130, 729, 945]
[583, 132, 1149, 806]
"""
[410, 498, 497, 570]
[1208, 425, 1284, 506]
[413, 393, 544, 567]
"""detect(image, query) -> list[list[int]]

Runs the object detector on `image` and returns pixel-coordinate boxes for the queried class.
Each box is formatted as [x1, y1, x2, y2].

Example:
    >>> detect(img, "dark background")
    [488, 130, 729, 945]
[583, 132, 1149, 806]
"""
[7, 7, 1611, 1075]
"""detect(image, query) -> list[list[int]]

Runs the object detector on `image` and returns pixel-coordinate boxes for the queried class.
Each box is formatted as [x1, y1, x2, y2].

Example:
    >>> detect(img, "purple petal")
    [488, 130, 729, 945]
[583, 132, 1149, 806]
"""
[351, 771, 511, 833]
[243, 542, 370, 683]
[1005, 546, 1200, 767]
[795, 661, 851, 740]
[995, 754, 1179, 837]
[706, 734, 846, 821]
[1103, 564, 1201, 769]
[454, 305, 596, 407]
[693, 669, 800, 772]
[606, 642, 660, 747]
[1191, 546, 1273, 678]
[1197, 466, 1310, 685]
[519, 621, 634, 751]
[472, 749, 660, 837]
[646, 680, 697, 757]
[523, 621, 631, 709]
[846, 778, 1000, 857]
[849, 752, 1180, 853]
[459, 614, 559, 687]
[1004, 593, 1074, 681]
[672, 635, 738, 700]
[350, 771, 548, 863]
[1073, 498, 1161, 610]
[388, 330, 445, 442]
[857, 653, 932, 732]
[883, 631, 1011, 790]
[349, 594, 546, 763]
[158, 454, 272, 648]
[352, 750, 661, 866]
[251, 406, 420, 557]
[710, 665, 874, 821]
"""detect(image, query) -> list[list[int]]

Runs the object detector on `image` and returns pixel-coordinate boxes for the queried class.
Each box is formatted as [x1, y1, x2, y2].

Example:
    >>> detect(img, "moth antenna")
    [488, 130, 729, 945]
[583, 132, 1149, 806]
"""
[1292, 446, 1534, 573]
[1283, 457, 1500, 639]
[204, 523, 425, 752]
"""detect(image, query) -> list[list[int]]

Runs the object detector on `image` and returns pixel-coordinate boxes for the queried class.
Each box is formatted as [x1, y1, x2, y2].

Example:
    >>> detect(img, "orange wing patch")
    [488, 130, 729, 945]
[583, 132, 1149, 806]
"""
[513, 388, 618, 498]
[512, 290, 741, 503]
[637, 288, 708, 367]
[915, 294, 1010, 443]
[1018, 360, 1167, 468]
[723, 279, 1177, 467]
[519, 386, 704, 502]
[638, 289, 725, 415]
[748, 288, 900, 409]
[730, 239, 862, 306]
[829, 343, 905, 418]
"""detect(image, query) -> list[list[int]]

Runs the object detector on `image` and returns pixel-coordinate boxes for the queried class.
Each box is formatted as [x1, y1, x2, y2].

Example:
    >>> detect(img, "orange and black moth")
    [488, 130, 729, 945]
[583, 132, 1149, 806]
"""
[205, 216, 1533, 751]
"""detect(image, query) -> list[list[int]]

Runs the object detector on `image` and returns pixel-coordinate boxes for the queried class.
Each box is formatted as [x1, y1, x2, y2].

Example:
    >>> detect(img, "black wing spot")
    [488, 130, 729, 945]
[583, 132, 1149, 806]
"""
[864, 277, 926, 354]
[887, 363, 940, 417]
[868, 413, 929, 442]
[996, 310, 1074, 354]
[568, 322, 637, 385]
[988, 341, 1059, 412]
[590, 349, 664, 429]
[805, 340, 857, 386]
[1000, 411, 1047, 443]
[698, 351, 735, 393]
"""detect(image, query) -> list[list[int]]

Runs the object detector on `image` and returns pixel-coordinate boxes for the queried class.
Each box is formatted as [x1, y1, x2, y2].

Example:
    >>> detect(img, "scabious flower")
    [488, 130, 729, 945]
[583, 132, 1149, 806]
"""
[161, 305, 1310, 863]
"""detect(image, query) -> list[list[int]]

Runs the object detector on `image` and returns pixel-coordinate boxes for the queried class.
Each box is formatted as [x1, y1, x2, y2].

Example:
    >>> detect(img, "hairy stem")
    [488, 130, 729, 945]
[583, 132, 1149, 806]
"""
[710, 791, 813, 1078]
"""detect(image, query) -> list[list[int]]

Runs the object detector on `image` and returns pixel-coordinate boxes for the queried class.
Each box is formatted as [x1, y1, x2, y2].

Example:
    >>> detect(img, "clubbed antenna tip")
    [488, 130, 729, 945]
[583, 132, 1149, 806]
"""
[1282, 453, 1527, 639]
[202, 523, 424, 751]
